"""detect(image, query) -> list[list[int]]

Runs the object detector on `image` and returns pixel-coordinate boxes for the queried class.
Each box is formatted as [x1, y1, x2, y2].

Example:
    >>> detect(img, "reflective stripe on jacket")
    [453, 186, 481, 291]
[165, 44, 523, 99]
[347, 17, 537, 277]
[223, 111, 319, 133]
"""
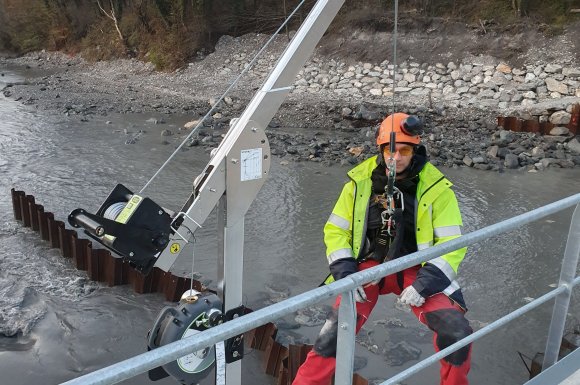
[323, 156, 466, 301]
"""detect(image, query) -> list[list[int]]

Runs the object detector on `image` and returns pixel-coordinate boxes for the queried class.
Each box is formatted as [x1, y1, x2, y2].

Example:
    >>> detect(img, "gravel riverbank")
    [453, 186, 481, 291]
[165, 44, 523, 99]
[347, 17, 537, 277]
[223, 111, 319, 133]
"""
[1, 32, 579, 172]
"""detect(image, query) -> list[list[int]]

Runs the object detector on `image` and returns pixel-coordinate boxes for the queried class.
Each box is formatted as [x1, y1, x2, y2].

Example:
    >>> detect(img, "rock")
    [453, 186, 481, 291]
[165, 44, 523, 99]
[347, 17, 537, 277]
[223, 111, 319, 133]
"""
[184, 119, 200, 129]
[472, 156, 485, 164]
[549, 111, 571, 125]
[562, 67, 580, 77]
[498, 130, 514, 143]
[354, 104, 381, 121]
[146, 117, 164, 124]
[187, 138, 200, 147]
[544, 64, 563, 73]
[531, 147, 545, 157]
[160, 129, 173, 136]
[496, 63, 511, 74]
[348, 146, 364, 157]
[544, 78, 568, 94]
[463, 155, 473, 167]
[504, 153, 519, 169]
[341, 107, 352, 117]
[567, 138, 580, 154]
[540, 158, 560, 168]
[549, 127, 569, 136]
[487, 145, 499, 158]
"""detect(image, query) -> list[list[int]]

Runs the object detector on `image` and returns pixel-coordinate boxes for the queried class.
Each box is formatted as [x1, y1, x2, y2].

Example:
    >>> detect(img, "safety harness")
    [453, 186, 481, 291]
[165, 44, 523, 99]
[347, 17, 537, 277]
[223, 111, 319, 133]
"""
[372, 190, 405, 263]
[372, 126, 405, 264]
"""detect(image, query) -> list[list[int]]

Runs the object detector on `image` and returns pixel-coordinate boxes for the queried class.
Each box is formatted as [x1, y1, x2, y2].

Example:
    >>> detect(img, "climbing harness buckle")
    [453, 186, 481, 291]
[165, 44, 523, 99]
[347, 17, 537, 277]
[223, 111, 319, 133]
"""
[381, 187, 404, 228]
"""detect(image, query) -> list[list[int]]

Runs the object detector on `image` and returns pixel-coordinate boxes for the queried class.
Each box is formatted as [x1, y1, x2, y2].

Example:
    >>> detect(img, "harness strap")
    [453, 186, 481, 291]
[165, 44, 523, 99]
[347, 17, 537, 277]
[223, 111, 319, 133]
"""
[373, 207, 404, 262]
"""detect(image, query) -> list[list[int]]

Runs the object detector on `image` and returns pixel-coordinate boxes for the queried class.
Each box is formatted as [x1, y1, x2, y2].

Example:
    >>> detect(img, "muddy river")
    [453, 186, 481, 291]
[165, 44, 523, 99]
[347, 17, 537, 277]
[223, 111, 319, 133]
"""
[1, 67, 579, 385]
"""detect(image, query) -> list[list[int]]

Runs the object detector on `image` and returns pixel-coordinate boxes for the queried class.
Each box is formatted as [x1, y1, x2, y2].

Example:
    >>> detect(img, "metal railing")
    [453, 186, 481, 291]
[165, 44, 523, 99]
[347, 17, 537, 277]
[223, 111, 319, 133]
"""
[61, 192, 580, 385]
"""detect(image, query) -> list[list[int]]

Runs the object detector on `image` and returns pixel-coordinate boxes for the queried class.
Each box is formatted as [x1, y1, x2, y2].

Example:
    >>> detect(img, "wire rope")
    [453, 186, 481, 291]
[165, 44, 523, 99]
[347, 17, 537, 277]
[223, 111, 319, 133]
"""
[391, 0, 398, 121]
[139, 0, 310, 194]
[190, 235, 196, 293]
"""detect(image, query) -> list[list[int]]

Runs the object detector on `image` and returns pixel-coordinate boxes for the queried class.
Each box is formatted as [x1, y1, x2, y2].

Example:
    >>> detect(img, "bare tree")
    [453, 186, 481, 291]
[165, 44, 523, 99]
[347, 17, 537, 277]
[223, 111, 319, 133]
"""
[96, 0, 125, 47]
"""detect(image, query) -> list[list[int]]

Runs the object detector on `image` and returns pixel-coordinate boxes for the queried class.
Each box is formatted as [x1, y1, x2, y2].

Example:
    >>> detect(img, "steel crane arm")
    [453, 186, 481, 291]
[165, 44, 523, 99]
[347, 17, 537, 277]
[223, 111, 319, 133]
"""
[154, 0, 346, 272]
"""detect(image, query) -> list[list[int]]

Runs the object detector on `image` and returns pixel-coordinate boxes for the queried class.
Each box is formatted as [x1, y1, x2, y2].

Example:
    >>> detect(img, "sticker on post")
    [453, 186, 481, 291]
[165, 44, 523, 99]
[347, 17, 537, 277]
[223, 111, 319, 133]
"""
[240, 148, 262, 181]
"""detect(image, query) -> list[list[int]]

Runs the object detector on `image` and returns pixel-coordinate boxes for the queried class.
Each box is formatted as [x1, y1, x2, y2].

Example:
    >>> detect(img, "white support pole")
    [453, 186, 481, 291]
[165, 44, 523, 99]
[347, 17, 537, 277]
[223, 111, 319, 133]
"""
[218, 196, 245, 385]
[543, 203, 580, 368]
[335, 290, 356, 385]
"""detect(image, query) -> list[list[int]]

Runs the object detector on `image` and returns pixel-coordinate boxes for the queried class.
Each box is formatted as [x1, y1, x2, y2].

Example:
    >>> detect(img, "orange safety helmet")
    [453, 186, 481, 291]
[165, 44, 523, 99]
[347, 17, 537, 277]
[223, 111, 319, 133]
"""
[376, 112, 421, 146]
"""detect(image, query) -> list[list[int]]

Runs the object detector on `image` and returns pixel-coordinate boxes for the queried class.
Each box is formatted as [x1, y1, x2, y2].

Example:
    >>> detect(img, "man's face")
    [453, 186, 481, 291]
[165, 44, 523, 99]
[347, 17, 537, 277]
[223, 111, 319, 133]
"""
[382, 143, 414, 174]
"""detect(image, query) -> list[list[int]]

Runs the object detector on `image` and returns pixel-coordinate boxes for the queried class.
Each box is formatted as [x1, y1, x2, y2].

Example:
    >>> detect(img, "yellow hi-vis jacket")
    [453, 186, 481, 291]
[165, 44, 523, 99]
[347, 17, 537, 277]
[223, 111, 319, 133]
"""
[323, 156, 466, 303]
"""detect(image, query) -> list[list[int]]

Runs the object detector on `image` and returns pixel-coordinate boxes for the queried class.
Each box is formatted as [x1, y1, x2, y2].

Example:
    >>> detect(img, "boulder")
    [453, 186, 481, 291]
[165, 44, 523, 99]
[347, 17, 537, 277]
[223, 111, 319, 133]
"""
[549, 127, 569, 136]
[562, 67, 580, 77]
[567, 138, 580, 154]
[496, 63, 512, 74]
[544, 64, 563, 73]
[549, 111, 571, 125]
[487, 145, 499, 158]
[544, 78, 568, 94]
[504, 153, 519, 169]
[463, 155, 473, 167]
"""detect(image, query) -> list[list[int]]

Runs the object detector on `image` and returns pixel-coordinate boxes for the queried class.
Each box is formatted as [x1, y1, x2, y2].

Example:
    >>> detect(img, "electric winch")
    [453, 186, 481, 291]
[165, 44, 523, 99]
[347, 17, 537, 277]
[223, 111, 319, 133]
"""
[68, 183, 172, 274]
[147, 289, 224, 384]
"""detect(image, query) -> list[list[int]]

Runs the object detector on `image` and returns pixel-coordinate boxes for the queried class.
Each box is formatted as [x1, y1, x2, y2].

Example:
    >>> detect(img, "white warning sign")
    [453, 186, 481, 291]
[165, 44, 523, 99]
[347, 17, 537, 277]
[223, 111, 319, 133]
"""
[240, 148, 262, 181]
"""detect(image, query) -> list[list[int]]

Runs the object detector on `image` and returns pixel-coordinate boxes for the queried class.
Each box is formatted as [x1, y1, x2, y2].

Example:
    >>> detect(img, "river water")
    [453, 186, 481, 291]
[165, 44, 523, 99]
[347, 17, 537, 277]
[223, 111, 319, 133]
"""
[1, 66, 579, 385]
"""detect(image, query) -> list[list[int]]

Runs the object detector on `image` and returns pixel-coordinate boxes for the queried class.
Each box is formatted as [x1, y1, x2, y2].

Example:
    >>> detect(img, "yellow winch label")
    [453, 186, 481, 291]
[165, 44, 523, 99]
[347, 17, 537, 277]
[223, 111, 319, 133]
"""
[103, 195, 143, 243]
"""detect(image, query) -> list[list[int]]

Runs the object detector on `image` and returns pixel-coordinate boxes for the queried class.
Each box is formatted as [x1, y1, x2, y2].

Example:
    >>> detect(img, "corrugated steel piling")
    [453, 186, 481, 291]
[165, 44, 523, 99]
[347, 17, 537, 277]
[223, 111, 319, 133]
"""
[497, 103, 579, 136]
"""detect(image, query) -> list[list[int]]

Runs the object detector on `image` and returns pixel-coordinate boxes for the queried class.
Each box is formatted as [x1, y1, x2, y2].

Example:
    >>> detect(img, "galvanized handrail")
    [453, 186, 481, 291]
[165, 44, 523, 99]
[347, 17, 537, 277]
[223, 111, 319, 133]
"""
[61, 192, 580, 385]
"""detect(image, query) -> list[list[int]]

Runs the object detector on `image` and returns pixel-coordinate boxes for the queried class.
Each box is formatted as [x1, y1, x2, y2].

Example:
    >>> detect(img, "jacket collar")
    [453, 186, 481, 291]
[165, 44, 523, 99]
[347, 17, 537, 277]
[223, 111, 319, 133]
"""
[347, 157, 452, 202]
[347, 156, 379, 183]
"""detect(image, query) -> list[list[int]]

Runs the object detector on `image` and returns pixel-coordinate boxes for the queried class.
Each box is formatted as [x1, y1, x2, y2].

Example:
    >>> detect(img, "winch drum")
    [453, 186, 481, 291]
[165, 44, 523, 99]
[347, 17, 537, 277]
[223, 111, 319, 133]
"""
[147, 291, 223, 384]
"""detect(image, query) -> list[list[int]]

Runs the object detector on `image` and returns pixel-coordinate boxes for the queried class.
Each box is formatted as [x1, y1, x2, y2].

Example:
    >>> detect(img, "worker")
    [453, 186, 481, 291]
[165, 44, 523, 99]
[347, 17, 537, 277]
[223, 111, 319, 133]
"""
[292, 113, 472, 385]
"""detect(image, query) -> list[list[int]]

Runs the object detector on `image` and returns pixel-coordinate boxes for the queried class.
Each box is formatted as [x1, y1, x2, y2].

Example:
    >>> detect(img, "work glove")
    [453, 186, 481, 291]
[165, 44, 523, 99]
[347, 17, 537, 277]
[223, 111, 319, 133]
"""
[398, 285, 425, 307]
[353, 286, 368, 303]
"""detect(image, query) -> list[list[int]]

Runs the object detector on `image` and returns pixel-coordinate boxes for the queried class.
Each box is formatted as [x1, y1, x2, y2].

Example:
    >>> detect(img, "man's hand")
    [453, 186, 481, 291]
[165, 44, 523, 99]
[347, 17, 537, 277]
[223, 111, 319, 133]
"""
[353, 286, 368, 303]
[398, 285, 425, 307]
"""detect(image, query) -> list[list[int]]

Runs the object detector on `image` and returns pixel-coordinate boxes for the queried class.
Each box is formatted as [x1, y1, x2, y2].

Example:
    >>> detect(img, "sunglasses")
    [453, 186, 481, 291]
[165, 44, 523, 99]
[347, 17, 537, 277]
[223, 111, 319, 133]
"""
[383, 145, 414, 157]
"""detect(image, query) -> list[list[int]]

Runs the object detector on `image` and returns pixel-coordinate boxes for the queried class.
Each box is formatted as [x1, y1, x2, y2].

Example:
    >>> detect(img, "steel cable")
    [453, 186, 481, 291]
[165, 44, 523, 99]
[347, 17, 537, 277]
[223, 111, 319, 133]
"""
[139, 0, 309, 194]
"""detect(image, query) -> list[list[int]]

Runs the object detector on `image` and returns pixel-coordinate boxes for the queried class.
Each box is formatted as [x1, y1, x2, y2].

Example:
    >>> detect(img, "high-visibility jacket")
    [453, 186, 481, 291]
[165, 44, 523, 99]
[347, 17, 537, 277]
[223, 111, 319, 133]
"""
[323, 156, 467, 307]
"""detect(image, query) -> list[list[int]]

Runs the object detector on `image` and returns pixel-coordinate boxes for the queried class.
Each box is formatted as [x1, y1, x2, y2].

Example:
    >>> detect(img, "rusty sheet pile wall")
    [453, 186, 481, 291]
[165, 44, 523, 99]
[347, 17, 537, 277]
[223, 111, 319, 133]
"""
[11, 188, 205, 301]
[498, 103, 580, 135]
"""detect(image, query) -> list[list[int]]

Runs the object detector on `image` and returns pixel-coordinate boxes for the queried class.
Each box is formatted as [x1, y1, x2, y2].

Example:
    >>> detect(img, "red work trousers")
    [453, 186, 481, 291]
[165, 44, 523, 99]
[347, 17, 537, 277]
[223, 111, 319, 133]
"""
[292, 261, 472, 385]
